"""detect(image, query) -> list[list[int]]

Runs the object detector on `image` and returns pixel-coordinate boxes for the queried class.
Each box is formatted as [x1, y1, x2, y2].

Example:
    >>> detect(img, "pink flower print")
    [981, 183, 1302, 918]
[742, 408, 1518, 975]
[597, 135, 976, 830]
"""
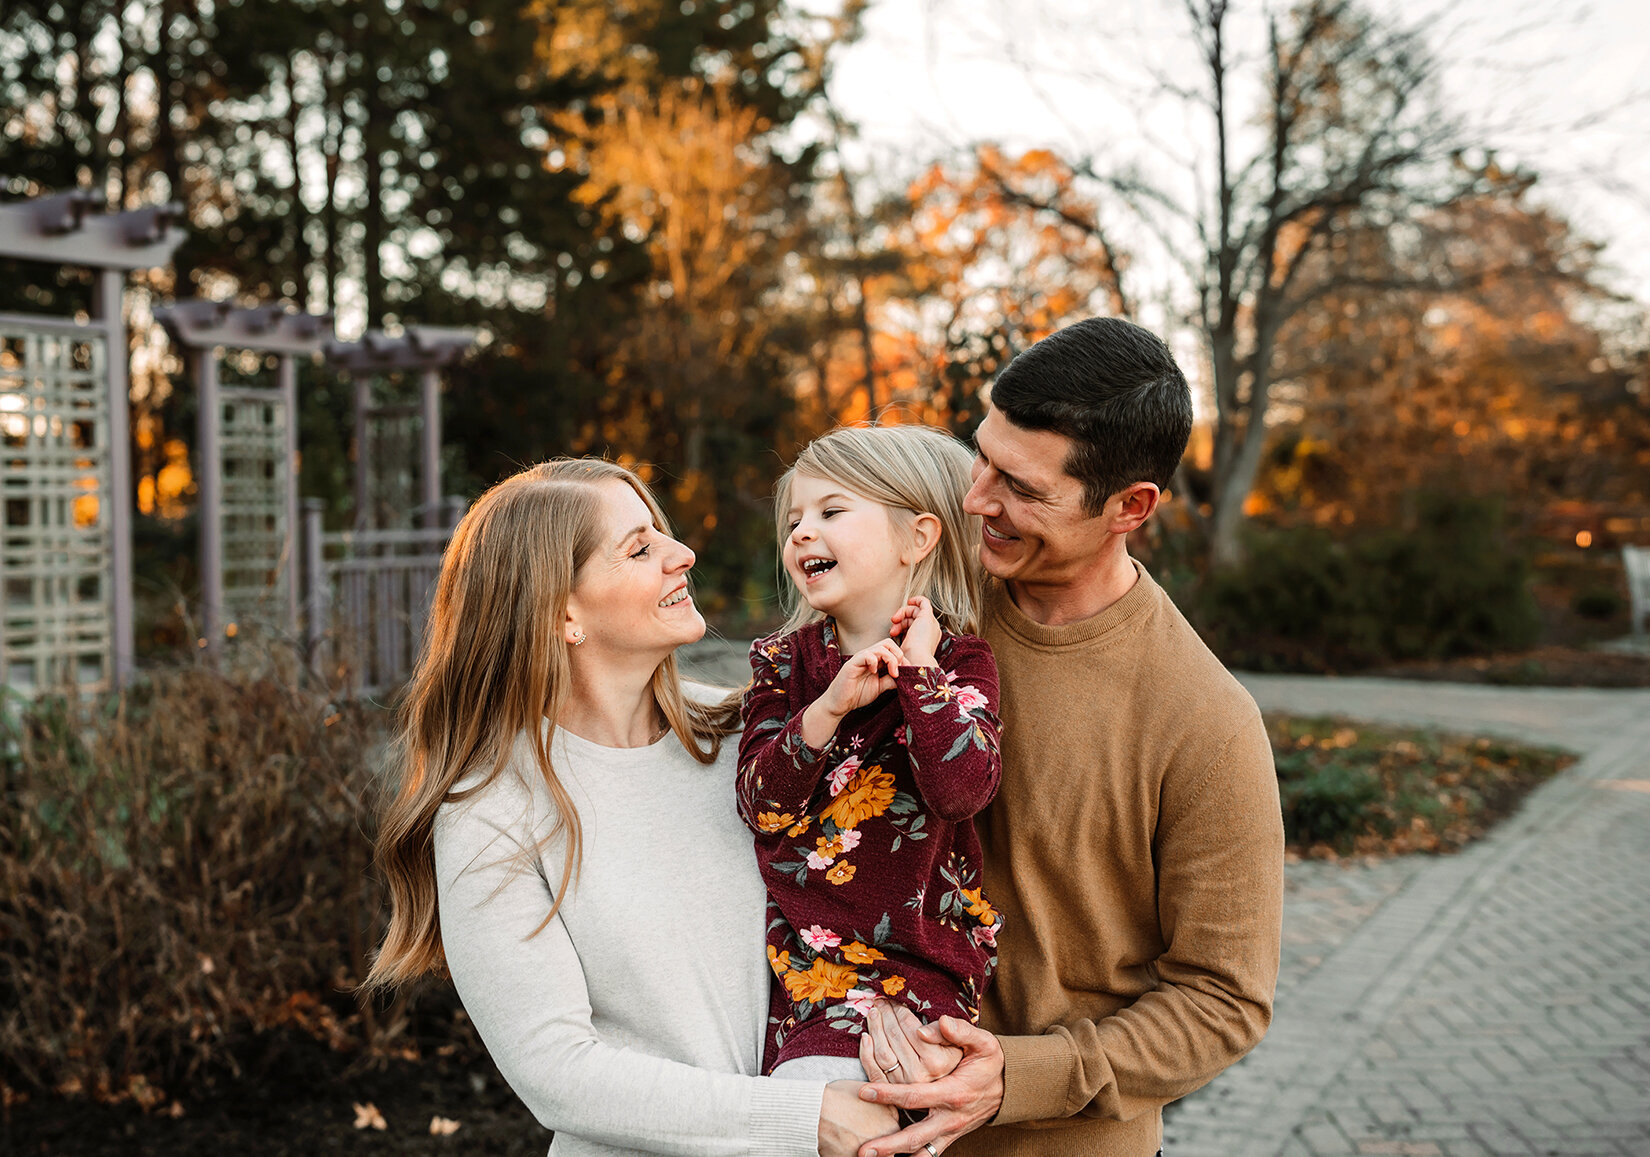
[806, 849, 835, 871]
[827, 755, 862, 797]
[971, 923, 997, 948]
[836, 829, 862, 853]
[800, 925, 841, 952]
[953, 683, 989, 719]
[844, 988, 879, 1017]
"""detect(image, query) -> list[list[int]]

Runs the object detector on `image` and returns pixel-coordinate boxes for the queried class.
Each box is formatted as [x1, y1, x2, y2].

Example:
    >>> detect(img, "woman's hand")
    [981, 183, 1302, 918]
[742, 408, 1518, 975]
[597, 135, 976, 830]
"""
[858, 1001, 963, 1085]
[889, 598, 941, 668]
[818, 1080, 897, 1157]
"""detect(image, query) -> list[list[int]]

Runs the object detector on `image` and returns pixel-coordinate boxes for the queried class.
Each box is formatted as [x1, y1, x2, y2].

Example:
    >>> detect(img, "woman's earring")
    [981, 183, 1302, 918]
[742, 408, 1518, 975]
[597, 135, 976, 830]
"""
[572, 630, 587, 647]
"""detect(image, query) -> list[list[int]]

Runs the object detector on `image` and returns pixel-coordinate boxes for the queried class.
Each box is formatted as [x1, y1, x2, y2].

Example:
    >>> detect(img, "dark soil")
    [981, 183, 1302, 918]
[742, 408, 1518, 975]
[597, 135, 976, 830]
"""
[1368, 644, 1650, 687]
[2, 1030, 546, 1156]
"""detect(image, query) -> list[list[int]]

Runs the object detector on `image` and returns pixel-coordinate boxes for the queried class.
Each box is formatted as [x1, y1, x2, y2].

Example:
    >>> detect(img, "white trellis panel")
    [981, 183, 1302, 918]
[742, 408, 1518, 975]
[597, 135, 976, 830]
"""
[0, 322, 113, 694]
[219, 386, 293, 634]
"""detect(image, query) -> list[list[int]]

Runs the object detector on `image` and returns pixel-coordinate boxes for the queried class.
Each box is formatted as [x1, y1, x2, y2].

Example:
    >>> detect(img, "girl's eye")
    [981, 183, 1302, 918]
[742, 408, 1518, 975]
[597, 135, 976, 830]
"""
[821, 508, 843, 518]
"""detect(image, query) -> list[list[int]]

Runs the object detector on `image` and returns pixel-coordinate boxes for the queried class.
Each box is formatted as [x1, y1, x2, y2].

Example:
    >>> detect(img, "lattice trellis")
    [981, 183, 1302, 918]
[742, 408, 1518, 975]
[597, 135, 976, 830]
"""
[0, 324, 112, 693]
[361, 396, 421, 529]
[219, 387, 293, 632]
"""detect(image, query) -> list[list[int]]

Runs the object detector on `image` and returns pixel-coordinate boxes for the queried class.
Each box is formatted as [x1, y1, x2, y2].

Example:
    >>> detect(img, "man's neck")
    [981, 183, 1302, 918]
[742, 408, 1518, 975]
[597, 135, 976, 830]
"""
[1006, 544, 1139, 627]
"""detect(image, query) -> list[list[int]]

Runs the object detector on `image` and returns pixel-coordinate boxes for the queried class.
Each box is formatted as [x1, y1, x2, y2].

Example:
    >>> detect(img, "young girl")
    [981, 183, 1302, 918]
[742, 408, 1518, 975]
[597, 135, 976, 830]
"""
[736, 424, 1003, 1082]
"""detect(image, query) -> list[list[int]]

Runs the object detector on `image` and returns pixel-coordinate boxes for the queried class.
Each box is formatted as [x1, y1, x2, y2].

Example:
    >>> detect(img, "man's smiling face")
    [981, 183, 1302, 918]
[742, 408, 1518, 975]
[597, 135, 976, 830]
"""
[962, 407, 1110, 589]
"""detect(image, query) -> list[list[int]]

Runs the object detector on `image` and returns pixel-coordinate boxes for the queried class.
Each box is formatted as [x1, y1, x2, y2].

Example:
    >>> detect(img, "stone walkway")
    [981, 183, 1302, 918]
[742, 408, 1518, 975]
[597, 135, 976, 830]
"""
[682, 645, 1650, 1155]
[1165, 676, 1650, 1157]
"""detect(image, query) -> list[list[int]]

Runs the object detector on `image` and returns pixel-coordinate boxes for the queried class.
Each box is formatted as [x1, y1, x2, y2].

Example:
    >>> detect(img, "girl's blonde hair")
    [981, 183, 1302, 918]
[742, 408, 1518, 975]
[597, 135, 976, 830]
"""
[775, 425, 982, 637]
[367, 458, 737, 989]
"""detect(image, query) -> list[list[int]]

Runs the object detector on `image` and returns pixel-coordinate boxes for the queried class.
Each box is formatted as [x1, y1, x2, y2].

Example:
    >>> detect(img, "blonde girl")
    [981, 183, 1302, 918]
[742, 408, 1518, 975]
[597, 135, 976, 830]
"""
[735, 426, 1004, 1082]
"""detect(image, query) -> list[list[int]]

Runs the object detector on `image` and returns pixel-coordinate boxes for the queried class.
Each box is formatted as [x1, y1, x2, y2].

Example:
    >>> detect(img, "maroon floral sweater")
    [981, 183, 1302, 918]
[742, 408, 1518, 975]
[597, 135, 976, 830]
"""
[736, 619, 1004, 1071]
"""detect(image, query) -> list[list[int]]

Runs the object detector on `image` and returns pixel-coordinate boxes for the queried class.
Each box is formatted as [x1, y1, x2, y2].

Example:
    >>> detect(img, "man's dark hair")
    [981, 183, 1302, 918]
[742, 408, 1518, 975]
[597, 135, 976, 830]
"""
[988, 317, 1193, 514]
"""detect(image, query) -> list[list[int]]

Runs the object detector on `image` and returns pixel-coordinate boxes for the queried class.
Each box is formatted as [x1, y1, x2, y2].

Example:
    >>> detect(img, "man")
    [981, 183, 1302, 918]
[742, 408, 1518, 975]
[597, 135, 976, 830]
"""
[858, 317, 1284, 1156]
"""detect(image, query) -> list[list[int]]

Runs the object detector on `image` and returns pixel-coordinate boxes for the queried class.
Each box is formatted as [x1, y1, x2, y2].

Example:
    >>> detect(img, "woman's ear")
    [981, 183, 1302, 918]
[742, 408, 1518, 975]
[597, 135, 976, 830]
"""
[903, 512, 942, 566]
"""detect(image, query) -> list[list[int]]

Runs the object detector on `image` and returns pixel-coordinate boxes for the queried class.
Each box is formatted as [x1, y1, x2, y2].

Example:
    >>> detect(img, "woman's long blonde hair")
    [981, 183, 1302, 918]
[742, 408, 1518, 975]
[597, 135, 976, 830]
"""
[367, 458, 737, 989]
[775, 425, 983, 636]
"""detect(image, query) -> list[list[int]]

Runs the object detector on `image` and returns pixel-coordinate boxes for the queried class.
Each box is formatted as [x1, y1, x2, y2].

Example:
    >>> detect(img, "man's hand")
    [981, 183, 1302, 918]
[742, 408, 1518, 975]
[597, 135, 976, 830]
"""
[856, 1016, 1004, 1157]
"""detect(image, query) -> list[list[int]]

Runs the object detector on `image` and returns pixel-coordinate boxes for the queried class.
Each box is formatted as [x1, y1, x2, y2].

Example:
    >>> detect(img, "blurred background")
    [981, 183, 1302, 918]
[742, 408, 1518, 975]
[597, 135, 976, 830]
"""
[3, 1, 1649, 1151]
[3, 0, 1647, 676]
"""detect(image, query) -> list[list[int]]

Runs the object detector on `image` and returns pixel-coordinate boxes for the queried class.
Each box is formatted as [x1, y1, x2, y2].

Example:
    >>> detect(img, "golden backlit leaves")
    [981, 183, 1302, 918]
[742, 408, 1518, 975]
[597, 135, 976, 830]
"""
[136, 438, 194, 519]
[1254, 192, 1650, 535]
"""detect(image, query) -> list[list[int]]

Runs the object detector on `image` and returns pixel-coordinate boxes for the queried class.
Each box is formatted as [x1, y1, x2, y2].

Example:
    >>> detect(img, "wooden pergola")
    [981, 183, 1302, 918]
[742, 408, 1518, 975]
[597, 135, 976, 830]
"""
[154, 302, 333, 652]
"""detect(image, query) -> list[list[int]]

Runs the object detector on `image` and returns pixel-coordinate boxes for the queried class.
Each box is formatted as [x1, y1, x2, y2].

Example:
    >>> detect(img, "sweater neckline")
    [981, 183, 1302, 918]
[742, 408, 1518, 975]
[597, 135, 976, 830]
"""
[986, 559, 1157, 651]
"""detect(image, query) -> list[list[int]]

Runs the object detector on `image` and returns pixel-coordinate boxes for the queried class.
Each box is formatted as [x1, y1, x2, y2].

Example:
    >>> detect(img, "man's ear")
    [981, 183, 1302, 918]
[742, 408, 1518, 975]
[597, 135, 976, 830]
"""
[904, 512, 942, 566]
[1107, 482, 1161, 535]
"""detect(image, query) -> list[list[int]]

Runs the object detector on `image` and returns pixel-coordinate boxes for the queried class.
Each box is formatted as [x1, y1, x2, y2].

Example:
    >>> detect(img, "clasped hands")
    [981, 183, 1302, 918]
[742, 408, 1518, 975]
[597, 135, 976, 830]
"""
[851, 998, 1006, 1157]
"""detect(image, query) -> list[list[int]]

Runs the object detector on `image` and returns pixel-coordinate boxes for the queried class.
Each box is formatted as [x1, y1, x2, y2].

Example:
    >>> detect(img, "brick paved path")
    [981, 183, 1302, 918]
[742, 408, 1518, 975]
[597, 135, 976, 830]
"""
[682, 646, 1650, 1155]
[1166, 676, 1650, 1157]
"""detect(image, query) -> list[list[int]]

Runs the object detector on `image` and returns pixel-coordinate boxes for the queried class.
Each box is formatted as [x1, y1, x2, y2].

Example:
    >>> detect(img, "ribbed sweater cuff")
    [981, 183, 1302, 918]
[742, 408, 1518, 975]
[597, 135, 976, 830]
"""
[993, 1033, 1078, 1125]
[749, 1079, 826, 1157]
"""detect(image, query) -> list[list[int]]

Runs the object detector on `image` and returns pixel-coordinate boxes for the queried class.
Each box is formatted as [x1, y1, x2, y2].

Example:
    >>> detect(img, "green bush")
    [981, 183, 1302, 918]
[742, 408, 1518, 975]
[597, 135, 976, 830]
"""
[1275, 753, 1384, 848]
[1198, 493, 1541, 671]
[0, 669, 456, 1106]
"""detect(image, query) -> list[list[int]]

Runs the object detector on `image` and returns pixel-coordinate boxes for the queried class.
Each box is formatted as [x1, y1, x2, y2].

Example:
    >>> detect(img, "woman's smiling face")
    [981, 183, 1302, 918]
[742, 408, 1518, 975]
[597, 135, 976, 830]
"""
[566, 479, 704, 657]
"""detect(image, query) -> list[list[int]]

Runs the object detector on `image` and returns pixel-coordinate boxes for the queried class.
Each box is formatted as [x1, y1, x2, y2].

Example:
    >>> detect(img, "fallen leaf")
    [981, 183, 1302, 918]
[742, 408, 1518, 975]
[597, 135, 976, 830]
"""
[353, 1102, 387, 1131]
[430, 1116, 462, 1136]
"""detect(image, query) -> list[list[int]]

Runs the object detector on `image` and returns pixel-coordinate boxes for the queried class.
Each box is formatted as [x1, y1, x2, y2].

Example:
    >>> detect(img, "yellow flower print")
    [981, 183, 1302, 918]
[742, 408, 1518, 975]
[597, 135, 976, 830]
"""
[825, 860, 857, 886]
[881, 975, 906, 996]
[783, 957, 859, 1003]
[840, 940, 885, 965]
[816, 835, 843, 857]
[786, 816, 812, 838]
[819, 766, 896, 830]
[961, 886, 998, 927]
[756, 812, 794, 834]
[767, 945, 791, 977]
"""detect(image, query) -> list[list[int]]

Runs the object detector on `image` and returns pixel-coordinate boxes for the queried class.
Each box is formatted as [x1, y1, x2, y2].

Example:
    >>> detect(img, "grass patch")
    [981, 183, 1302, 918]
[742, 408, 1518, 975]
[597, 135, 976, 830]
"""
[1268, 714, 1575, 859]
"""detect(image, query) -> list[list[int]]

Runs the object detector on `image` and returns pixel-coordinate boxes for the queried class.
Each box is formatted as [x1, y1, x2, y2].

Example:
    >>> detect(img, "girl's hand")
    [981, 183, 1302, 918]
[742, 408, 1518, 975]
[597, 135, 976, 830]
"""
[803, 639, 908, 745]
[858, 1000, 963, 1084]
[889, 597, 941, 667]
[821, 639, 907, 718]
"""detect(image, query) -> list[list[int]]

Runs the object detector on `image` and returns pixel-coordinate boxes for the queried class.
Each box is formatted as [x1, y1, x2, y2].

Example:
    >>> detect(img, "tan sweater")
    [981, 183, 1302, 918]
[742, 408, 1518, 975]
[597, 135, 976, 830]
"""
[948, 564, 1284, 1157]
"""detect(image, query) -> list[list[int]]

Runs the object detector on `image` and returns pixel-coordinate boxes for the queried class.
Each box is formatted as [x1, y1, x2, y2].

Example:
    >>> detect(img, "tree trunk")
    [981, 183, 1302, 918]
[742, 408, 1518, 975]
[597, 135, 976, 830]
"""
[363, 70, 386, 329]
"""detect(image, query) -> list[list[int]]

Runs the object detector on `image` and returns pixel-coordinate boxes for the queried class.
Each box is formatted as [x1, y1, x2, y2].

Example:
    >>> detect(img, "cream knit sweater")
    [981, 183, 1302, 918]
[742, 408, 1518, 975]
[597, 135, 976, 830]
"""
[435, 715, 825, 1156]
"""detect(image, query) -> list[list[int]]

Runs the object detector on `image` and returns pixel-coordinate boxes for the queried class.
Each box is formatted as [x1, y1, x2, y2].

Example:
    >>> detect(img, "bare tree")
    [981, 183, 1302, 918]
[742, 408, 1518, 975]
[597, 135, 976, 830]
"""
[976, 0, 1565, 567]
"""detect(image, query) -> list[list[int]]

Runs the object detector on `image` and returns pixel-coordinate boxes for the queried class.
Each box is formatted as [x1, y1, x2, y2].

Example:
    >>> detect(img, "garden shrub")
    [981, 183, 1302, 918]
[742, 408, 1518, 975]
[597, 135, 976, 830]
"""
[0, 669, 442, 1107]
[1274, 752, 1383, 848]
[1198, 492, 1541, 671]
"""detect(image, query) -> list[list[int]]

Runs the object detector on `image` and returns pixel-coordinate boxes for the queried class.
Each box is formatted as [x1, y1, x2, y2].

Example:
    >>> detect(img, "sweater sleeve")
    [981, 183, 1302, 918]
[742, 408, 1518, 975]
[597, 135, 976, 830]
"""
[892, 636, 1002, 822]
[736, 634, 833, 827]
[434, 776, 826, 1156]
[992, 714, 1284, 1125]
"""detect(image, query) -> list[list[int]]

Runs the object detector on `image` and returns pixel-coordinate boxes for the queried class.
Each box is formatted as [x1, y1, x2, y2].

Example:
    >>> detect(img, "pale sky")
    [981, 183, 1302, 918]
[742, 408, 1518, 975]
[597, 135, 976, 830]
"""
[824, 0, 1650, 308]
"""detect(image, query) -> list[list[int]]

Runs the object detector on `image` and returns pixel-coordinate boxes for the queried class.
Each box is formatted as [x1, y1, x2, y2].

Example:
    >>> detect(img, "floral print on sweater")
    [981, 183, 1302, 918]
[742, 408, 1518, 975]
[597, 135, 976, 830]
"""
[736, 620, 1004, 1071]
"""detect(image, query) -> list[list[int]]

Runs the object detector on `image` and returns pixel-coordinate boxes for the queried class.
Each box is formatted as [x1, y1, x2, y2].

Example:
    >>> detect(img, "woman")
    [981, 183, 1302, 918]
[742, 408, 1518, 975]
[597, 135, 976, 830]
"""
[366, 458, 896, 1156]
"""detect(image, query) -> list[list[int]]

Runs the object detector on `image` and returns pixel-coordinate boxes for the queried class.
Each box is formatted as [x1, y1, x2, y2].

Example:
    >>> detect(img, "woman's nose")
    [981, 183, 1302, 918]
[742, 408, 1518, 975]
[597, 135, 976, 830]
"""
[669, 538, 695, 572]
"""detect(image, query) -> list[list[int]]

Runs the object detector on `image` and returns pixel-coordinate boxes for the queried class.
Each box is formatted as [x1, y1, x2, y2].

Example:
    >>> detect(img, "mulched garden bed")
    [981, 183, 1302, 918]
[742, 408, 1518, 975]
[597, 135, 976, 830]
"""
[1368, 644, 1650, 687]
[1270, 714, 1576, 860]
[2, 1030, 545, 1157]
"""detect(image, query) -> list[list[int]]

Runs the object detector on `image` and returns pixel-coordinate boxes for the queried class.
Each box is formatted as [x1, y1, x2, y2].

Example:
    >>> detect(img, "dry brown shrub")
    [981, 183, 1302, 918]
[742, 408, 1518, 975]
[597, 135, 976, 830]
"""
[0, 667, 402, 1104]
